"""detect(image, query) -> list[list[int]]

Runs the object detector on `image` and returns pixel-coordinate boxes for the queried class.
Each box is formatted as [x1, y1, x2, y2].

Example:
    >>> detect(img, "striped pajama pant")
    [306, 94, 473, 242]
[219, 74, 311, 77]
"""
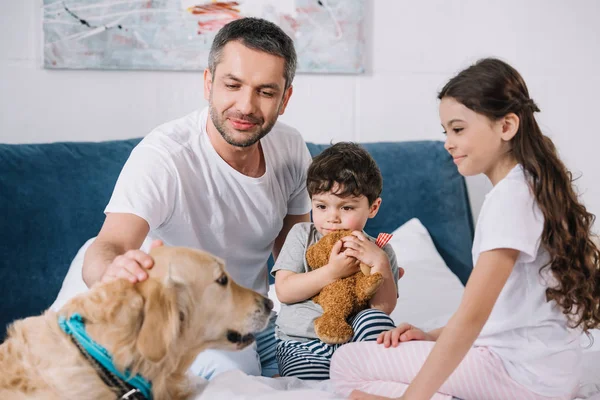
[276, 309, 396, 380]
[330, 341, 574, 400]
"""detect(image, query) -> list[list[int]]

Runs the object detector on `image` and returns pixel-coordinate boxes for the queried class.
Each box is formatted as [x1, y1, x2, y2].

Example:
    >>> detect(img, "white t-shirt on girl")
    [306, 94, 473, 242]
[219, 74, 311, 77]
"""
[105, 107, 312, 296]
[472, 164, 581, 397]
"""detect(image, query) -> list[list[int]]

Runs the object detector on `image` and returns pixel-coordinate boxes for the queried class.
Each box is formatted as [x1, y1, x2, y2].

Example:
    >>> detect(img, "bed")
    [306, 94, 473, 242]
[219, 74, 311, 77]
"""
[3, 139, 597, 399]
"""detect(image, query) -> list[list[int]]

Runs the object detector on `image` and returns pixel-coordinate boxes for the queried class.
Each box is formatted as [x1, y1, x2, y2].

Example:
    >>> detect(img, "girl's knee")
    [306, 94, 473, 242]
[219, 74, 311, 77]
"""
[331, 344, 362, 381]
[330, 347, 348, 380]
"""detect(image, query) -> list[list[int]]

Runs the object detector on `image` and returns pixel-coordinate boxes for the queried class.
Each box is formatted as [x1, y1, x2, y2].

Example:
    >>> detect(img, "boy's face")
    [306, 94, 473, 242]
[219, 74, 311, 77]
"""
[311, 184, 381, 236]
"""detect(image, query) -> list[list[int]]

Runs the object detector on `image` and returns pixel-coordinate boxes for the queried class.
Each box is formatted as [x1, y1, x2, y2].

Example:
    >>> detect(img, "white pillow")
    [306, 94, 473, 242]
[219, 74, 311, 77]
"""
[267, 218, 466, 331]
[49, 237, 95, 311]
[388, 218, 465, 330]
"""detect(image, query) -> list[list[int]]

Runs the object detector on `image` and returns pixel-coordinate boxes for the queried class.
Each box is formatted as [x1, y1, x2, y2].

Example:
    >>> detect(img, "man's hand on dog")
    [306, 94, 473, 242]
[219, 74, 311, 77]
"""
[101, 240, 164, 283]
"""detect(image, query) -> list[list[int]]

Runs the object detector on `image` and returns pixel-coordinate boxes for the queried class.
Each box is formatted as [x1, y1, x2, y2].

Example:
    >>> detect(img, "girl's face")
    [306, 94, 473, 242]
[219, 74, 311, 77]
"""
[439, 97, 516, 185]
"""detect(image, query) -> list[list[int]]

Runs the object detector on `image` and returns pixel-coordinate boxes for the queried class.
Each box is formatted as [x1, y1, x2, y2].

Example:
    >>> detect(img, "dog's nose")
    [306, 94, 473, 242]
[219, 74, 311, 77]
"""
[263, 297, 273, 311]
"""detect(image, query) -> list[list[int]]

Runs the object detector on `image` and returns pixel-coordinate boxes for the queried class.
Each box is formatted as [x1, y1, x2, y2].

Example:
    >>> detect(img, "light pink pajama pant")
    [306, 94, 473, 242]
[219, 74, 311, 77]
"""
[330, 341, 572, 400]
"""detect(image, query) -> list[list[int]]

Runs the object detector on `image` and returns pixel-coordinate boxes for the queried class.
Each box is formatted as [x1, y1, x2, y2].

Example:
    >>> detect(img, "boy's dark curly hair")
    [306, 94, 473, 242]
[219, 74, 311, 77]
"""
[307, 142, 382, 205]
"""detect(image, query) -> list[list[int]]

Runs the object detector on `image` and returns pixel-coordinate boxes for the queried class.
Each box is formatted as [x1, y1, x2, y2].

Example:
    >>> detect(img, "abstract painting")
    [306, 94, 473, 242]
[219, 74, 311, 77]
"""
[42, 0, 365, 73]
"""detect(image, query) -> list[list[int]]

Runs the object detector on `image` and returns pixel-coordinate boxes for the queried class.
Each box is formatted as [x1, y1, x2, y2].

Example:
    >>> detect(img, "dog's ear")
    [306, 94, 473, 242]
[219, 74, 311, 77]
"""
[136, 278, 180, 363]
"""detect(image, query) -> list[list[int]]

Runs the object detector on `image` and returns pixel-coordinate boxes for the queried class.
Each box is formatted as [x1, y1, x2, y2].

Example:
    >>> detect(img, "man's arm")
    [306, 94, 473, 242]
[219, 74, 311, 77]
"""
[82, 213, 152, 287]
[272, 213, 310, 261]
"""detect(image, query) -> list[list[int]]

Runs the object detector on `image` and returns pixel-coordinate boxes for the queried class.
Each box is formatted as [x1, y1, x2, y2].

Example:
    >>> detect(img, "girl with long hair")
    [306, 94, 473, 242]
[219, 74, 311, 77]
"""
[330, 58, 600, 400]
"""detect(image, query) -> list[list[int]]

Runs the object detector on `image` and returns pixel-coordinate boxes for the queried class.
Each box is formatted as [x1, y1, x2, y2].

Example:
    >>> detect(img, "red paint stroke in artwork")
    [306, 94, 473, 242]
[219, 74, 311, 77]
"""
[142, 0, 153, 22]
[197, 16, 239, 34]
[113, 34, 135, 46]
[281, 14, 299, 32]
[186, 2, 242, 34]
[187, 1, 240, 16]
[296, 6, 321, 14]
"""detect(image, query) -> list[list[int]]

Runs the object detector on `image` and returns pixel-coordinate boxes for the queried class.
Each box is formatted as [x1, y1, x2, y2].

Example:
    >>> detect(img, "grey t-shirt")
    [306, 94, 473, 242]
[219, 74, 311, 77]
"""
[271, 222, 399, 342]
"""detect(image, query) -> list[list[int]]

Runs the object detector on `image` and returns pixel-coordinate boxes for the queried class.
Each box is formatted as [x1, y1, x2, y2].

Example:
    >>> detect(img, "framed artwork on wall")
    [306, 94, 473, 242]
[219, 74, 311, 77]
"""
[42, 0, 365, 74]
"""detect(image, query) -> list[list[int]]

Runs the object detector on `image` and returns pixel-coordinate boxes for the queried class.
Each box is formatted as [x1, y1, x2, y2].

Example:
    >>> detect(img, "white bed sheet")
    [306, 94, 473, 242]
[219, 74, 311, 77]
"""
[190, 371, 342, 400]
[191, 219, 599, 399]
[189, 343, 599, 400]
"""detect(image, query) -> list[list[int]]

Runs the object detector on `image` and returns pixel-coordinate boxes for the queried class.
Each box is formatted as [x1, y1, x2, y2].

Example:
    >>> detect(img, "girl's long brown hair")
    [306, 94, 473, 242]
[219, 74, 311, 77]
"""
[439, 58, 600, 332]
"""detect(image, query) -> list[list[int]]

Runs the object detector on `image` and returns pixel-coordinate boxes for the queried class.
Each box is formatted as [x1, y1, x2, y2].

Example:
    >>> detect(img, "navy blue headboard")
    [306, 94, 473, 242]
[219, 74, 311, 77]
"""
[0, 139, 473, 337]
[0, 139, 143, 335]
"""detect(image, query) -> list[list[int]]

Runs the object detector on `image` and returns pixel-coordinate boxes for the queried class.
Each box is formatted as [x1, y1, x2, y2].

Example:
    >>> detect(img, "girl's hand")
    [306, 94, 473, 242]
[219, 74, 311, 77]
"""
[341, 231, 389, 269]
[348, 390, 400, 400]
[377, 323, 434, 348]
[327, 239, 361, 280]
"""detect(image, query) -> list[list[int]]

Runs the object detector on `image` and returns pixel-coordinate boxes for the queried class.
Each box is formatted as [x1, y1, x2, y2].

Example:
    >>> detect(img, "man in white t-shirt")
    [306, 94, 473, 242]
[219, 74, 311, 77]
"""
[81, 18, 311, 379]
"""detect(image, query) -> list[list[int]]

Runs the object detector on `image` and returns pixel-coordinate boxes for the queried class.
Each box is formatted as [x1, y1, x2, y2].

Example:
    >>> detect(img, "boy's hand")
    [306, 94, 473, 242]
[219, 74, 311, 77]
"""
[341, 231, 389, 271]
[326, 239, 361, 280]
[377, 323, 435, 348]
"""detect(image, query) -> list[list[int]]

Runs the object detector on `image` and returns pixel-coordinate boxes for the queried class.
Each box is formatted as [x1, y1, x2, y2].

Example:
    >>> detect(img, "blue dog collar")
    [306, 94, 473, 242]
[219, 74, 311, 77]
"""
[58, 313, 153, 400]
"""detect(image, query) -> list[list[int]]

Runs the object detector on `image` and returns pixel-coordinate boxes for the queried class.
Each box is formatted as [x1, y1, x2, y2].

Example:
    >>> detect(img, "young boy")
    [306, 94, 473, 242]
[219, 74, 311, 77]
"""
[272, 142, 399, 380]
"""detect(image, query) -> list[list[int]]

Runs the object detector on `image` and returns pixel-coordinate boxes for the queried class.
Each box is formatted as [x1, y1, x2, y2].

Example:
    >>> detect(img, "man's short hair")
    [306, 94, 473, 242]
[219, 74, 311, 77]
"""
[208, 18, 297, 90]
[307, 142, 383, 205]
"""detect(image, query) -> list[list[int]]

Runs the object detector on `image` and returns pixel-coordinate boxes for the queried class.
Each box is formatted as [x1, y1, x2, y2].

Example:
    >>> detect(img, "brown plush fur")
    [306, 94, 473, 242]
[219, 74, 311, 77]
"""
[306, 230, 383, 344]
[0, 246, 271, 400]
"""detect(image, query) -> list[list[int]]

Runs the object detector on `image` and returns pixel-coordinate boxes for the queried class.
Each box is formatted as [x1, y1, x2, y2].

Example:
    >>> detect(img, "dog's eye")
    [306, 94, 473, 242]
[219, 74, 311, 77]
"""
[216, 274, 228, 286]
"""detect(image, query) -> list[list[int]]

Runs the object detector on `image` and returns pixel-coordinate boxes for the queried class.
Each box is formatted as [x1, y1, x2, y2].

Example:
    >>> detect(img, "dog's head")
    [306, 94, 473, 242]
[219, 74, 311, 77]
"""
[135, 246, 273, 363]
[57, 246, 271, 398]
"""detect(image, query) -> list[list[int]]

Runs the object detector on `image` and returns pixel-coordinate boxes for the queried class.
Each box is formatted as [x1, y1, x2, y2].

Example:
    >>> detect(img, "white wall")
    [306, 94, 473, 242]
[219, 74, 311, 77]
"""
[1, 0, 599, 225]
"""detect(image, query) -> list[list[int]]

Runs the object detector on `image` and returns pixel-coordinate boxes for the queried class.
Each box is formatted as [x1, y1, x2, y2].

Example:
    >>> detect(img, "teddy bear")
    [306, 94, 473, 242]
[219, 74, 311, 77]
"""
[305, 229, 384, 345]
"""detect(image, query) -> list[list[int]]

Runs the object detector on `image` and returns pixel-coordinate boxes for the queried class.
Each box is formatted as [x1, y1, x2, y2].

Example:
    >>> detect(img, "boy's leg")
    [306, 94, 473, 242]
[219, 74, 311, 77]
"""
[275, 309, 395, 381]
[348, 308, 396, 342]
[276, 339, 334, 380]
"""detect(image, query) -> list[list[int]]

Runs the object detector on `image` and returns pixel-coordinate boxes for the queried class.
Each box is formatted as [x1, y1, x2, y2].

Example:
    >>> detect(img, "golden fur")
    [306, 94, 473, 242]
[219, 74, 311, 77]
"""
[0, 246, 272, 399]
[306, 230, 383, 344]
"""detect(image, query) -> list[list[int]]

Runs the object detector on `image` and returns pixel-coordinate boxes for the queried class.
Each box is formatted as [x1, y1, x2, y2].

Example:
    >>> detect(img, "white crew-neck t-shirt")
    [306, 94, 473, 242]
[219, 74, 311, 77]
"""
[472, 164, 581, 396]
[105, 107, 312, 295]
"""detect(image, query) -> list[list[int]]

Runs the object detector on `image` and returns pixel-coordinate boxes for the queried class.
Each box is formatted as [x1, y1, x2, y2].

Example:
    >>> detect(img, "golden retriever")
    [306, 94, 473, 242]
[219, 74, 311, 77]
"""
[0, 246, 273, 399]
